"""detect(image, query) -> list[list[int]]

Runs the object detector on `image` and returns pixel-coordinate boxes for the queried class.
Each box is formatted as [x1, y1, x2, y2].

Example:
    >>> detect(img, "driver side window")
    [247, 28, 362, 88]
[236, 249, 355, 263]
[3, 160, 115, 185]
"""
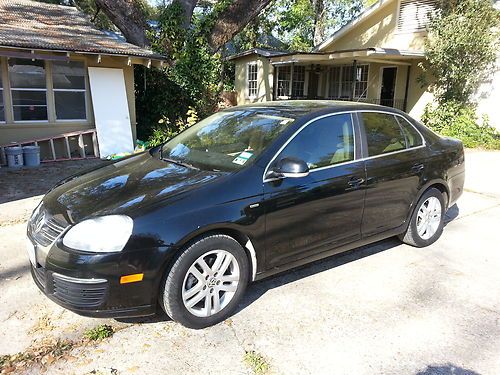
[277, 113, 355, 170]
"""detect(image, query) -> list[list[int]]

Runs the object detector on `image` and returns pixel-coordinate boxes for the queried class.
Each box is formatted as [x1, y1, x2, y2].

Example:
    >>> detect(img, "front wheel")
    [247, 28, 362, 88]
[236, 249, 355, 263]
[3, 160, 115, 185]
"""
[400, 188, 446, 247]
[159, 234, 249, 329]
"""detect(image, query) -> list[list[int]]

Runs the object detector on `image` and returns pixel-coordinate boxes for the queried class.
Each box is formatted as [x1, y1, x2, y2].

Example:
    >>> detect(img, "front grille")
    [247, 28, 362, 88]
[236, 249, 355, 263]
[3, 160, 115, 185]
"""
[29, 205, 68, 247]
[52, 273, 108, 308]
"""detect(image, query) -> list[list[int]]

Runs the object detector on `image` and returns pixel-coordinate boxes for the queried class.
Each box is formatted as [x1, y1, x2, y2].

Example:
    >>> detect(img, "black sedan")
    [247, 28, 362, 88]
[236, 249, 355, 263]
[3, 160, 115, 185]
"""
[27, 101, 465, 328]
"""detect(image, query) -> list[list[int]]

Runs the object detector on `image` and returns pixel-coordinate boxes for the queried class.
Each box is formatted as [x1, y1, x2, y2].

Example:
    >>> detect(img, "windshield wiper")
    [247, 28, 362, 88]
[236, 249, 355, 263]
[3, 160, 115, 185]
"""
[160, 156, 199, 170]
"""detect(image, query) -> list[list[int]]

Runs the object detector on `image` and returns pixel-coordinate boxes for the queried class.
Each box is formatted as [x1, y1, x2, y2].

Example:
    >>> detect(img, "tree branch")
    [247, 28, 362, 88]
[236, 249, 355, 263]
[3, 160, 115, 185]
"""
[177, 0, 198, 28]
[94, 0, 150, 47]
[207, 0, 273, 52]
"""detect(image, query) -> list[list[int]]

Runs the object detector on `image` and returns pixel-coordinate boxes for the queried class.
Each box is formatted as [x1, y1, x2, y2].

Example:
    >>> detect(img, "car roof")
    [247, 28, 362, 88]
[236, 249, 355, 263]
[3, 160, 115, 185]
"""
[222, 100, 403, 119]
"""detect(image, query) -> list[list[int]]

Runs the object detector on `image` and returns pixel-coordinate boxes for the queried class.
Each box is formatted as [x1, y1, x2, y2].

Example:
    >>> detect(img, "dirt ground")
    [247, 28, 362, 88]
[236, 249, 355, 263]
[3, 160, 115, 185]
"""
[0, 152, 499, 375]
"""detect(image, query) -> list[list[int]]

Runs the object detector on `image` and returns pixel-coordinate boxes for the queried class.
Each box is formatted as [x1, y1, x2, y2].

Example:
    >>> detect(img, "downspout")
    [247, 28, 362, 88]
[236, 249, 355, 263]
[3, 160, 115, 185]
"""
[403, 65, 411, 112]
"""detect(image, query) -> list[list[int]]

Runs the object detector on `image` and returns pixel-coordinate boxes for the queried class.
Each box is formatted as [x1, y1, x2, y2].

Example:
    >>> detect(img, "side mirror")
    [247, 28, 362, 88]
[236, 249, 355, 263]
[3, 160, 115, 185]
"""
[267, 157, 310, 179]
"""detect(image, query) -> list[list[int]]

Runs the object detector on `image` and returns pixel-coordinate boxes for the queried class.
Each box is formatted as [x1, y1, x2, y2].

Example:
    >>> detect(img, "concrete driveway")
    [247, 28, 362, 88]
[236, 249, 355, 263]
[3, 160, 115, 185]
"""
[0, 151, 499, 375]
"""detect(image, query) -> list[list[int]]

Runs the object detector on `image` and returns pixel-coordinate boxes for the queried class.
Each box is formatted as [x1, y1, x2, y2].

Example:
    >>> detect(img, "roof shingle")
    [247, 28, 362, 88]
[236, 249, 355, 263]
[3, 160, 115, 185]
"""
[0, 0, 166, 60]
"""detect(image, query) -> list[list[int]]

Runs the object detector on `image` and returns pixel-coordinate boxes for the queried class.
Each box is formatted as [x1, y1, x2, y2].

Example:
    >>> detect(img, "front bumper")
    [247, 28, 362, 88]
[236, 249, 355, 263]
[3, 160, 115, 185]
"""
[31, 264, 156, 318]
[28, 233, 173, 318]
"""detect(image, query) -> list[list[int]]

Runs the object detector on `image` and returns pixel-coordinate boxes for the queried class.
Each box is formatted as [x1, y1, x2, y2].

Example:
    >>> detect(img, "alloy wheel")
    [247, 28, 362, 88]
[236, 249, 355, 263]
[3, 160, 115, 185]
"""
[416, 196, 442, 240]
[181, 250, 240, 318]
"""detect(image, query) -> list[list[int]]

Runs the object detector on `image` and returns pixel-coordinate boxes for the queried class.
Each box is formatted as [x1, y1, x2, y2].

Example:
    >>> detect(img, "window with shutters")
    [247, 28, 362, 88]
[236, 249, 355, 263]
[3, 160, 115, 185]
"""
[397, 0, 437, 32]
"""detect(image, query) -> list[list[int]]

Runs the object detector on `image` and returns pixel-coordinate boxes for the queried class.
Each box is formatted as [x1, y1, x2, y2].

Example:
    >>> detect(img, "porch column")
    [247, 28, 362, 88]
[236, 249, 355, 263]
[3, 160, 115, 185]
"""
[272, 64, 277, 101]
[403, 65, 411, 112]
[350, 59, 357, 100]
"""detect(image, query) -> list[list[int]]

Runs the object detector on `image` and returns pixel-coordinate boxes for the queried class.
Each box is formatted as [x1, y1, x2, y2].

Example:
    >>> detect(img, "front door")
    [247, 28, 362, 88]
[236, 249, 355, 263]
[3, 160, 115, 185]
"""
[380, 67, 397, 108]
[263, 113, 366, 268]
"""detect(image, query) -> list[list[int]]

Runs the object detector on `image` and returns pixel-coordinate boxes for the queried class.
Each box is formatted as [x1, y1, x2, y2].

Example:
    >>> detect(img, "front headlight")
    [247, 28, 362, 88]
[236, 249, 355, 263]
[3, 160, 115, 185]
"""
[62, 215, 133, 253]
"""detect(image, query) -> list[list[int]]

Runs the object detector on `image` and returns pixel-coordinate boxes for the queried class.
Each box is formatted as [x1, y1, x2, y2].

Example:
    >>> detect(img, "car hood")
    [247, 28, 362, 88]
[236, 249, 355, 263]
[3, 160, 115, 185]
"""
[43, 152, 223, 223]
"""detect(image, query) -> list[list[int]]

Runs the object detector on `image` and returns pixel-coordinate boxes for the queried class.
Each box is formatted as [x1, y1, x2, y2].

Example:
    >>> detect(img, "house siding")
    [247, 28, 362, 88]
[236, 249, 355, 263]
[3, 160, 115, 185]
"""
[235, 55, 274, 105]
[0, 50, 136, 145]
[320, 0, 427, 52]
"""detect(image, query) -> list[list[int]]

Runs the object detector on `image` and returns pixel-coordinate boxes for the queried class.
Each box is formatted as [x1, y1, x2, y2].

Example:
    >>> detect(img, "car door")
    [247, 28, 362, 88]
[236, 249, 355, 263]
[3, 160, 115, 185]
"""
[359, 111, 426, 237]
[262, 112, 366, 268]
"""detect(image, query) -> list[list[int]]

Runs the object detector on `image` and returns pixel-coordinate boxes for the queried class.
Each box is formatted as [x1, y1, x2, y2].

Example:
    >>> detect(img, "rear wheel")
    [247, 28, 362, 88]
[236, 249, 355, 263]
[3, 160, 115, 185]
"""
[400, 188, 445, 247]
[159, 234, 249, 329]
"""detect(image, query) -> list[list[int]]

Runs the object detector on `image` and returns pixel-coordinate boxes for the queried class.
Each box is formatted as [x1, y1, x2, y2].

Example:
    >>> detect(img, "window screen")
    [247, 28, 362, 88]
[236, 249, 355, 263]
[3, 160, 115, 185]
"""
[9, 58, 48, 121]
[278, 113, 354, 170]
[362, 112, 406, 156]
[52, 61, 87, 120]
[292, 66, 305, 98]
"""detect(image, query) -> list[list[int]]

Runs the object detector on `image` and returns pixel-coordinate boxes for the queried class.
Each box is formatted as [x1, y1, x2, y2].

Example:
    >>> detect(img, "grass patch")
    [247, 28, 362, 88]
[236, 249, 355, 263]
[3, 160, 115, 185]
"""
[243, 350, 270, 375]
[84, 324, 114, 341]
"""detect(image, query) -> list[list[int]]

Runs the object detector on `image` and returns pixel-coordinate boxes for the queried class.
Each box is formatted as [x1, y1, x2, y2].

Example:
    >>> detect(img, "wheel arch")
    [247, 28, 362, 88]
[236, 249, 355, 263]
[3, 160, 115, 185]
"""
[403, 179, 450, 231]
[169, 226, 259, 282]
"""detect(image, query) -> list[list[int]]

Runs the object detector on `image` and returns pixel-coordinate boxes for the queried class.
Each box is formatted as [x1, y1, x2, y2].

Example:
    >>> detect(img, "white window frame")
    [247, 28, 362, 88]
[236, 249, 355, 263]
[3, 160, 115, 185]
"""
[292, 65, 306, 98]
[8, 58, 49, 123]
[328, 64, 369, 100]
[246, 62, 258, 99]
[396, 0, 438, 34]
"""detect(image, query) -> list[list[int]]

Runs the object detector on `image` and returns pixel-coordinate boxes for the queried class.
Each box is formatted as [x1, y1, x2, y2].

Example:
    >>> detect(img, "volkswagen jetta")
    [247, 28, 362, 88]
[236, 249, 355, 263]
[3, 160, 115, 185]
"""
[27, 101, 465, 328]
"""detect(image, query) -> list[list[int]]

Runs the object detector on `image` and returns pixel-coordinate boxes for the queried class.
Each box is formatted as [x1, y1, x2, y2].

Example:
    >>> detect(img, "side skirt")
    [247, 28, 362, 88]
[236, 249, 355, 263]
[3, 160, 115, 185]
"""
[254, 225, 406, 281]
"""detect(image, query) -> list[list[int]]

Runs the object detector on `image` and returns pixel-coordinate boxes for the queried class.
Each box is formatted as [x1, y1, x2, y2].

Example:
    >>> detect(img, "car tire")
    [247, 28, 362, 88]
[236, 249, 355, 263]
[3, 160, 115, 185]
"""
[400, 188, 446, 247]
[159, 234, 249, 329]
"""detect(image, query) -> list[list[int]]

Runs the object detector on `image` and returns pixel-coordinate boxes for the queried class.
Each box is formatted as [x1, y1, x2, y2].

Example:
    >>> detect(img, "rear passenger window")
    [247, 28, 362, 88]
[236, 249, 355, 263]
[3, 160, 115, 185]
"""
[278, 113, 354, 169]
[362, 113, 406, 156]
[397, 117, 423, 148]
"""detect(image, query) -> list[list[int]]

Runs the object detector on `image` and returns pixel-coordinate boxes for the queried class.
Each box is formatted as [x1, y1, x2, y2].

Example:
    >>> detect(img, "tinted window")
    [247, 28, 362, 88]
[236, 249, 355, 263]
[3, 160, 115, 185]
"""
[278, 113, 354, 169]
[397, 117, 423, 148]
[362, 113, 406, 156]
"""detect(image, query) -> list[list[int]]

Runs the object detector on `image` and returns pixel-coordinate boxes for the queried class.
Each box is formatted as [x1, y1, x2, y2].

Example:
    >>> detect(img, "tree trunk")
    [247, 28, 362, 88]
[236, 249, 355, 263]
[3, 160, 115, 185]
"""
[207, 0, 273, 52]
[94, 0, 150, 47]
[312, 0, 326, 47]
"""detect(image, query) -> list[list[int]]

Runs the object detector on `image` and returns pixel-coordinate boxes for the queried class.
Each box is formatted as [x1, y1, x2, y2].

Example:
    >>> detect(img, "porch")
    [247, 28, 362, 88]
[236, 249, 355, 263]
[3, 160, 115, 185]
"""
[269, 48, 424, 112]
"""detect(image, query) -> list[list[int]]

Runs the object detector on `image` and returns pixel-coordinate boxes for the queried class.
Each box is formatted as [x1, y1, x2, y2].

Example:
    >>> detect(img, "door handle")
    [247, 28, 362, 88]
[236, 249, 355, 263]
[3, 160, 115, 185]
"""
[348, 177, 365, 187]
[411, 163, 424, 173]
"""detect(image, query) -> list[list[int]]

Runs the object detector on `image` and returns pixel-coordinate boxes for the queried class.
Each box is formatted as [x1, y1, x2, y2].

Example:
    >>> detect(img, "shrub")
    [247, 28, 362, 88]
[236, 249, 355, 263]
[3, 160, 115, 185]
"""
[422, 101, 500, 149]
[147, 106, 198, 147]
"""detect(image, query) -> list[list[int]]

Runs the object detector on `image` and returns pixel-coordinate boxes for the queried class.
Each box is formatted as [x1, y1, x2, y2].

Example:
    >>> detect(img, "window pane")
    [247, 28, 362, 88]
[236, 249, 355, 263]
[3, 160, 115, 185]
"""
[362, 113, 406, 156]
[0, 106, 4, 122]
[279, 113, 354, 169]
[52, 61, 85, 90]
[11, 90, 47, 106]
[12, 105, 47, 121]
[397, 117, 423, 148]
[329, 66, 341, 98]
[292, 66, 305, 97]
[55, 91, 86, 120]
[247, 63, 258, 97]
[8, 58, 46, 88]
[277, 66, 291, 97]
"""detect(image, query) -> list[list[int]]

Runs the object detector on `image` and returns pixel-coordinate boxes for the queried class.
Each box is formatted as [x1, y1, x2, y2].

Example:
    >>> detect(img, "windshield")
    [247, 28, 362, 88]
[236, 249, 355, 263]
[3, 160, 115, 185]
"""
[160, 109, 298, 171]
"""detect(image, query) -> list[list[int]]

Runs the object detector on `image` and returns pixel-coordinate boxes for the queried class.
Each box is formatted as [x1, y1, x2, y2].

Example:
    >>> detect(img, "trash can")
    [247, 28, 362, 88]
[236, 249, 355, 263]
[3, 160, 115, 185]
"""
[23, 145, 41, 167]
[5, 146, 24, 168]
